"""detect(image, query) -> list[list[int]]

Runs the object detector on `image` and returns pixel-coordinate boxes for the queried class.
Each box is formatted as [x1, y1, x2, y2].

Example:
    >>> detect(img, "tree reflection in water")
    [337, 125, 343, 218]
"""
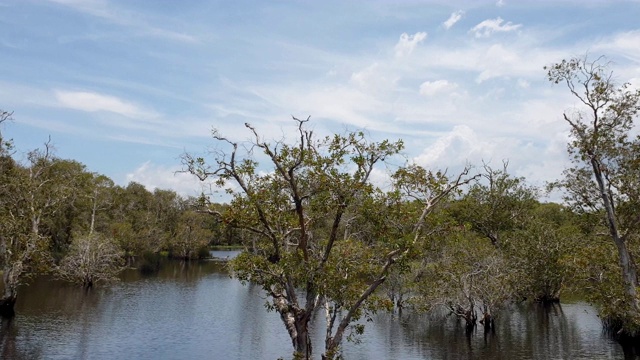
[0, 254, 633, 360]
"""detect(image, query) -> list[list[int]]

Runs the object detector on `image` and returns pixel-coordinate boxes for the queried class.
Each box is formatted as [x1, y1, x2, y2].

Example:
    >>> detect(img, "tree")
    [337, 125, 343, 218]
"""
[505, 203, 579, 303]
[0, 110, 25, 317]
[0, 113, 84, 316]
[546, 55, 640, 336]
[410, 220, 513, 333]
[171, 211, 212, 259]
[183, 118, 475, 359]
[109, 182, 166, 257]
[40, 159, 90, 256]
[0, 121, 45, 314]
[451, 162, 537, 248]
[57, 233, 125, 288]
[86, 174, 115, 236]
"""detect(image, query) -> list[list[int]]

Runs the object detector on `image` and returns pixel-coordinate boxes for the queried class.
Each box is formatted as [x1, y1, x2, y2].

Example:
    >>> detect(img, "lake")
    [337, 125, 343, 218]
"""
[0, 251, 637, 359]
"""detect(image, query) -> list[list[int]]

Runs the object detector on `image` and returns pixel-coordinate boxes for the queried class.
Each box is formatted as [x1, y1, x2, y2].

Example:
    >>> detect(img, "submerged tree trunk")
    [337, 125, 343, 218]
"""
[0, 264, 21, 318]
[464, 309, 477, 333]
[450, 303, 477, 334]
[480, 305, 494, 332]
[0, 297, 16, 318]
[321, 271, 390, 359]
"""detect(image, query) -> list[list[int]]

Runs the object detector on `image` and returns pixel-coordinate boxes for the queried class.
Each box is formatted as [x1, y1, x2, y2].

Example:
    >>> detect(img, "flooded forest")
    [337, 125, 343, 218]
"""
[1, 56, 640, 359]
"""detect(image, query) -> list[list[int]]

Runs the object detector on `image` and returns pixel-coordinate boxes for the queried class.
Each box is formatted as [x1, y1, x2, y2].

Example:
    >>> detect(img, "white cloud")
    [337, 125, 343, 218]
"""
[394, 32, 427, 58]
[350, 63, 398, 94]
[593, 30, 640, 63]
[496, 0, 506, 7]
[54, 90, 158, 119]
[628, 77, 640, 92]
[414, 125, 496, 168]
[46, 0, 198, 43]
[473, 43, 536, 82]
[443, 10, 464, 30]
[419, 80, 458, 96]
[125, 161, 212, 198]
[470, 17, 522, 38]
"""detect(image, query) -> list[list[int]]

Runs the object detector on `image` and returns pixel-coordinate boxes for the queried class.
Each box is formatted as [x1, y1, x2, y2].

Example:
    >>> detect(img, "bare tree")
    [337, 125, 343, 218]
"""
[57, 233, 125, 288]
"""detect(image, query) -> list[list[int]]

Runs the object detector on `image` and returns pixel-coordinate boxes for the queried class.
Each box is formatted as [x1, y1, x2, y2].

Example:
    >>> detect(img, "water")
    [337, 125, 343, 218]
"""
[0, 251, 635, 359]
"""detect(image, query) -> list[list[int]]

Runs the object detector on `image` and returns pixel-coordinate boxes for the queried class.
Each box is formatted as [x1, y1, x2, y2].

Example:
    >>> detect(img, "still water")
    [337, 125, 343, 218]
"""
[0, 251, 636, 359]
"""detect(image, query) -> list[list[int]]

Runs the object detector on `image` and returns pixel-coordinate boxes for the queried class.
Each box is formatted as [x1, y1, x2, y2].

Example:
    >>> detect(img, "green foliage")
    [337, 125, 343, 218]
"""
[450, 162, 538, 248]
[170, 211, 213, 259]
[546, 55, 640, 336]
[504, 203, 580, 302]
[185, 117, 480, 358]
[412, 228, 512, 320]
[566, 233, 640, 335]
[0, 110, 224, 311]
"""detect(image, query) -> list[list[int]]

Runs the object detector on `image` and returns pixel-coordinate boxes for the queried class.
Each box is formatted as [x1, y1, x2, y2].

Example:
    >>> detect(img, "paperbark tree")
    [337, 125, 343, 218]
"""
[546, 55, 640, 336]
[182, 118, 475, 359]
[0, 110, 22, 317]
[0, 119, 45, 314]
[451, 162, 537, 249]
[0, 118, 79, 316]
[411, 226, 512, 333]
[171, 211, 212, 259]
[87, 175, 114, 235]
[505, 203, 579, 303]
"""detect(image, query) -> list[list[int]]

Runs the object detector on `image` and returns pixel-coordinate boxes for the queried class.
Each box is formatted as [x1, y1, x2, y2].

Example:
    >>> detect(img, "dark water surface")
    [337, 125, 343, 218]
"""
[0, 251, 636, 359]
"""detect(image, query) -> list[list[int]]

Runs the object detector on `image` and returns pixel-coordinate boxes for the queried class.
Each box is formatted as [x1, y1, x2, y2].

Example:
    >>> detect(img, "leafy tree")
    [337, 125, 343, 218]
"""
[452, 162, 537, 248]
[110, 182, 165, 256]
[411, 223, 512, 332]
[505, 203, 579, 303]
[40, 159, 91, 255]
[546, 55, 640, 336]
[171, 211, 212, 259]
[0, 112, 99, 315]
[0, 110, 25, 316]
[183, 118, 475, 359]
[0, 138, 80, 316]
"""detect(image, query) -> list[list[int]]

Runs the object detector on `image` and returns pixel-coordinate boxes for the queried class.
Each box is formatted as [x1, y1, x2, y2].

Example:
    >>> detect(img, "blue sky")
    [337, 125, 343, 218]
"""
[1, 0, 639, 199]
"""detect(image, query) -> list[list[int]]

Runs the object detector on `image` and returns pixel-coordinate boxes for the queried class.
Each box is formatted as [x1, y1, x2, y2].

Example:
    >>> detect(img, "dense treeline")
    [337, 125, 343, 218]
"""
[0, 109, 234, 316]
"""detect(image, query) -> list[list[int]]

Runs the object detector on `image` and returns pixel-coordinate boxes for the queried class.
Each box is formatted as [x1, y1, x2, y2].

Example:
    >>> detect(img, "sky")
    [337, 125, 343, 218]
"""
[1, 0, 639, 200]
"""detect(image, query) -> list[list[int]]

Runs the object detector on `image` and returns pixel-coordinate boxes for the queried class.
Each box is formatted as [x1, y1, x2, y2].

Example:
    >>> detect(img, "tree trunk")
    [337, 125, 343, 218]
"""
[272, 293, 312, 359]
[293, 319, 312, 360]
[0, 295, 16, 318]
[0, 266, 19, 318]
[322, 276, 388, 359]
[90, 196, 97, 235]
[612, 236, 640, 311]
[591, 157, 640, 315]
[480, 309, 494, 332]
[464, 309, 477, 334]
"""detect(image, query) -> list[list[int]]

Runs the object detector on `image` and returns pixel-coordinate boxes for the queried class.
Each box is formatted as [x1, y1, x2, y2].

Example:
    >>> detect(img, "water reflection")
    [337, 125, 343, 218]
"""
[0, 253, 635, 359]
